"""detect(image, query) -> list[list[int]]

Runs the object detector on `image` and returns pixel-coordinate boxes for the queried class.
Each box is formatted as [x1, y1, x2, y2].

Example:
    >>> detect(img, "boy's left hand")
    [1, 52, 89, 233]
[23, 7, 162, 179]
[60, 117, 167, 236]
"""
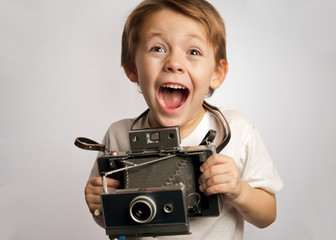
[198, 154, 241, 200]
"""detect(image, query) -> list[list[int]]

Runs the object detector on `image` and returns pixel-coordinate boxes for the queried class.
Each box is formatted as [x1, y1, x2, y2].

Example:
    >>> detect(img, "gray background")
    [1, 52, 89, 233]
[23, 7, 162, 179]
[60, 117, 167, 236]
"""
[1, 0, 335, 239]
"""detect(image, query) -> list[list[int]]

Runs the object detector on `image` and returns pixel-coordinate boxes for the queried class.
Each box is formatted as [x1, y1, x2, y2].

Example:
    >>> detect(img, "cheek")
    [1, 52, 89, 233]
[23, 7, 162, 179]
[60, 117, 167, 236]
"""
[136, 57, 157, 79]
[193, 71, 215, 91]
[135, 63, 150, 83]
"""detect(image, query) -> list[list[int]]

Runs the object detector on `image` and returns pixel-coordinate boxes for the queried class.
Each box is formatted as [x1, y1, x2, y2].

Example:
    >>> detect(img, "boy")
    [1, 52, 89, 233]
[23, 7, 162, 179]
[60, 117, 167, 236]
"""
[85, 0, 283, 239]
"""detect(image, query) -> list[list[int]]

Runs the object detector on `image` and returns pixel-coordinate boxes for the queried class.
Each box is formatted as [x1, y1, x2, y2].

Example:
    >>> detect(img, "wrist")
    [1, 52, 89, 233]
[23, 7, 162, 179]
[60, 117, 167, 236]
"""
[230, 180, 250, 209]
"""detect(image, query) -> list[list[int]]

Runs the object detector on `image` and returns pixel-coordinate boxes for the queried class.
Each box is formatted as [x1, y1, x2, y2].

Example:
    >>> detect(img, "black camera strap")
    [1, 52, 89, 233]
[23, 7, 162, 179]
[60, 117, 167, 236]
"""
[131, 101, 231, 154]
[74, 137, 107, 153]
[200, 101, 231, 153]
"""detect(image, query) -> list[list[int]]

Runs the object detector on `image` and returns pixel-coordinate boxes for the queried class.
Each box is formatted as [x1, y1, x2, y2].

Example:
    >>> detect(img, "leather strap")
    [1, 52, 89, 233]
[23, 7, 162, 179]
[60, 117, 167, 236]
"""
[74, 137, 106, 152]
[199, 129, 217, 146]
[201, 101, 231, 153]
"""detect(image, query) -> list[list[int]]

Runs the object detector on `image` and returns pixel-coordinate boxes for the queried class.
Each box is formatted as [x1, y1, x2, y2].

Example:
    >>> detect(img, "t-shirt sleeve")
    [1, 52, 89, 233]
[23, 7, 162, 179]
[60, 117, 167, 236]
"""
[239, 126, 283, 193]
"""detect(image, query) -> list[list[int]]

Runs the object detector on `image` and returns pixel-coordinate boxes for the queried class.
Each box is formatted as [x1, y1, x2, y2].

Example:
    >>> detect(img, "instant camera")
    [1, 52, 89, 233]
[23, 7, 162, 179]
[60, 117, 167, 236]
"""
[75, 127, 222, 239]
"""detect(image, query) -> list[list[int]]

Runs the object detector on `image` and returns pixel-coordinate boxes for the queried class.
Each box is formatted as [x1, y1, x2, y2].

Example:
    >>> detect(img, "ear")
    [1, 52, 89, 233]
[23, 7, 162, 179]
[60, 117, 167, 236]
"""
[123, 64, 138, 83]
[209, 60, 228, 90]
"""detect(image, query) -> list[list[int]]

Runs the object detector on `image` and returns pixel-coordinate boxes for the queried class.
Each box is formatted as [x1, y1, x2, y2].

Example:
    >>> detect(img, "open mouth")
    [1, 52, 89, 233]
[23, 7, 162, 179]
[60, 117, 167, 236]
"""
[158, 84, 189, 109]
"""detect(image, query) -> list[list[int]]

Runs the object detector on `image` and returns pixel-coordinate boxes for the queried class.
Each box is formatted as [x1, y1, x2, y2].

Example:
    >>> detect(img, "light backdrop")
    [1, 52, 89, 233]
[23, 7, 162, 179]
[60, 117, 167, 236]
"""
[1, 0, 335, 239]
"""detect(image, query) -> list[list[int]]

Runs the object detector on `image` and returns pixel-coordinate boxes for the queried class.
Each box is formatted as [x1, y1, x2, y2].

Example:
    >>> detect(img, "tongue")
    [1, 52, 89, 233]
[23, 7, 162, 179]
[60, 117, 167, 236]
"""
[161, 88, 184, 109]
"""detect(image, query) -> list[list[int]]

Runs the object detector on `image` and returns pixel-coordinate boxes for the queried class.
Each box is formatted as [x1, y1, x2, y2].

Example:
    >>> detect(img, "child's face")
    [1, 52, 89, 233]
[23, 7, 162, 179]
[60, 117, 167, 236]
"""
[126, 9, 226, 137]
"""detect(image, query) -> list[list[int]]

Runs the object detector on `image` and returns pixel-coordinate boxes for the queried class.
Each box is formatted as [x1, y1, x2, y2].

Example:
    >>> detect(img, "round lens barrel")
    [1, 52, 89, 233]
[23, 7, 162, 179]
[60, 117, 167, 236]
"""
[129, 196, 156, 223]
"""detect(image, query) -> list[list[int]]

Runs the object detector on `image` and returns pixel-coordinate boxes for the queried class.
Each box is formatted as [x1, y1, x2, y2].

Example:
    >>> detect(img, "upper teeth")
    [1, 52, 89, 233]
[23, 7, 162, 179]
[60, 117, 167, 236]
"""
[162, 84, 185, 89]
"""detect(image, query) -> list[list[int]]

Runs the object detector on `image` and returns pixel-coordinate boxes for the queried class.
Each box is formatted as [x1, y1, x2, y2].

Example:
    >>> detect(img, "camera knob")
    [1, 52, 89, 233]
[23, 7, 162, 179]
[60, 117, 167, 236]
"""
[163, 204, 174, 214]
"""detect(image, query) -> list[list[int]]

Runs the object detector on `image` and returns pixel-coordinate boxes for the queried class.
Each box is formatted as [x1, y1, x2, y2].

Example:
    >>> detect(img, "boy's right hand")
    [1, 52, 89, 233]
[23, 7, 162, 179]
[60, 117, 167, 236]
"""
[85, 177, 120, 215]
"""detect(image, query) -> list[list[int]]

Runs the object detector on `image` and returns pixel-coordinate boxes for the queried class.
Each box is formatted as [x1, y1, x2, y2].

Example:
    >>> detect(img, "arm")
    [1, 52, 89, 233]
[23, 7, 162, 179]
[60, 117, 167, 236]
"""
[198, 154, 276, 228]
[231, 181, 276, 228]
[85, 177, 120, 227]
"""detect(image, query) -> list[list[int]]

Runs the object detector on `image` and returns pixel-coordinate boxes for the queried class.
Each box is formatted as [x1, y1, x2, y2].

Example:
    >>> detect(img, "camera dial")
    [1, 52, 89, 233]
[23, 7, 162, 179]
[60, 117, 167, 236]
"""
[129, 196, 156, 223]
[163, 203, 174, 214]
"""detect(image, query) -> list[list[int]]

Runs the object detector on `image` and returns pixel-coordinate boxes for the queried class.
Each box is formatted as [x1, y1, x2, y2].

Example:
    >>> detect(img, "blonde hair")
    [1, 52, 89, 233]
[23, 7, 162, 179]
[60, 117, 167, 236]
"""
[121, 0, 227, 95]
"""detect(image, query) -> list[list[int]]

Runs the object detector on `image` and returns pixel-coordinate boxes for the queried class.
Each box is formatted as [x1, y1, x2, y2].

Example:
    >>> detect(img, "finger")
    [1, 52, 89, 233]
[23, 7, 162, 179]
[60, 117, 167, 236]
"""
[88, 177, 120, 188]
[88, 177, 104, 187]
[198, 164, 230, 185]
[199, 174, 230, 192]
[200, 154, 232, 172]
[85, 177, 121, 202]
[204, 181, 241, 198]
[204, 174, 232, 188]
[88, 203, 102, 214]
[202, 175, 241, 197]
[85, 185, 104, 196]
[85, 194, 102, 205]
[85, 179, 104, 195]
[203, 183, 229, 196]
[105, 178, 120, 188]
[86, 183, 120, 197]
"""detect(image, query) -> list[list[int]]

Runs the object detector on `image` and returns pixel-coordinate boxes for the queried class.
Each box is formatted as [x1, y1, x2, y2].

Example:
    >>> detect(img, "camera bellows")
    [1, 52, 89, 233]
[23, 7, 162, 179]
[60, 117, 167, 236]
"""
[124, 156, 195, 191]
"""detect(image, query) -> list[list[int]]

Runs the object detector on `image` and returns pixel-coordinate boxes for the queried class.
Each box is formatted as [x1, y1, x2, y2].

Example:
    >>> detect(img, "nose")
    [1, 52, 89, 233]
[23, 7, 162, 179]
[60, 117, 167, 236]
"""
[163, 51, 185, 74]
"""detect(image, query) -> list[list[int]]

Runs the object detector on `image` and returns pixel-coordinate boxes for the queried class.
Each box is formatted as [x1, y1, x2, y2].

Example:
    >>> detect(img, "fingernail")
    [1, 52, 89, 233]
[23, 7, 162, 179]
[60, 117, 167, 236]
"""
[94, 209, 101, 216]
[199, 185, 204, 192]
[200, 166, 204, 172]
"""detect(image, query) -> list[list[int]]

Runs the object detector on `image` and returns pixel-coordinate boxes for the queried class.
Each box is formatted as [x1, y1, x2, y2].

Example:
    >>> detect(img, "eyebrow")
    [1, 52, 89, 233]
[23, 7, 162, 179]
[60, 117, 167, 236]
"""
[144, 31, 207, 43]
[186, 33, 207, 42]
[144, 32, 166, 40]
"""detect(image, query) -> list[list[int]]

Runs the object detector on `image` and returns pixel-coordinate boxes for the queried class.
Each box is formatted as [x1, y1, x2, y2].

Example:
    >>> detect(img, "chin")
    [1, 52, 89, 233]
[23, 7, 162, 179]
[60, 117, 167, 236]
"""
[154, 115, 186, 128]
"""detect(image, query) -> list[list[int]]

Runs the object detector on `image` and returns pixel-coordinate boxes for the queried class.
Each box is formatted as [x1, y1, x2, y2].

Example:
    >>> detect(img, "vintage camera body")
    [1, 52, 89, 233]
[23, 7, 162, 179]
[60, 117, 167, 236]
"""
[76, 127, 221, 239]
[95, 127, 221, 239]
[101, 185, 190, 238]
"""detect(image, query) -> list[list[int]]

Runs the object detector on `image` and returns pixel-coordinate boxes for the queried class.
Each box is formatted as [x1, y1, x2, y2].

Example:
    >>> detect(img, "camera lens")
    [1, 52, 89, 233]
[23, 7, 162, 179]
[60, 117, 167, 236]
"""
[129, 196, 156, 223]
[132, 202, 150, 220]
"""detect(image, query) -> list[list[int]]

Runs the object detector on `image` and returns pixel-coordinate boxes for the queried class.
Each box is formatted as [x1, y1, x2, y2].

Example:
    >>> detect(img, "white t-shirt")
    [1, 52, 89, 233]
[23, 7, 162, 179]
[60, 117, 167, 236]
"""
[90, 108, 283, 240]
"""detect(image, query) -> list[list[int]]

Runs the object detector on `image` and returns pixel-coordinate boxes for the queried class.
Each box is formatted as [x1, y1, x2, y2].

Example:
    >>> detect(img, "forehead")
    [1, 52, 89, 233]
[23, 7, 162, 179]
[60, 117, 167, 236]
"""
[139, 9, 209, 43]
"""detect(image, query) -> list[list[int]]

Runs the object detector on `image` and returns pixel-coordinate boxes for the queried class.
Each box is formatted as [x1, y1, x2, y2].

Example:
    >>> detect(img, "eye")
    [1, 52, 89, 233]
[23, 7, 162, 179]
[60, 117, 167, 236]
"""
[188, 49, 202, 56]
[150, 46, 166, 53]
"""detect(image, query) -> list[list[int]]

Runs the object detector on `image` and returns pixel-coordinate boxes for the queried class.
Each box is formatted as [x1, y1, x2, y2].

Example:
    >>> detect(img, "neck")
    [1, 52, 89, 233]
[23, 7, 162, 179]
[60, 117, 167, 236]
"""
[147, 107, 206, 140]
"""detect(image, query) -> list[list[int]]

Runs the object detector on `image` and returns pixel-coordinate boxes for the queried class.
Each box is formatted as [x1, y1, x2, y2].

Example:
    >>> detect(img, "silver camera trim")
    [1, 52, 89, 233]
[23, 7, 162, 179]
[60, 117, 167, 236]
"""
[129, 127, 181, 151]
[129, 196, 157, 224]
